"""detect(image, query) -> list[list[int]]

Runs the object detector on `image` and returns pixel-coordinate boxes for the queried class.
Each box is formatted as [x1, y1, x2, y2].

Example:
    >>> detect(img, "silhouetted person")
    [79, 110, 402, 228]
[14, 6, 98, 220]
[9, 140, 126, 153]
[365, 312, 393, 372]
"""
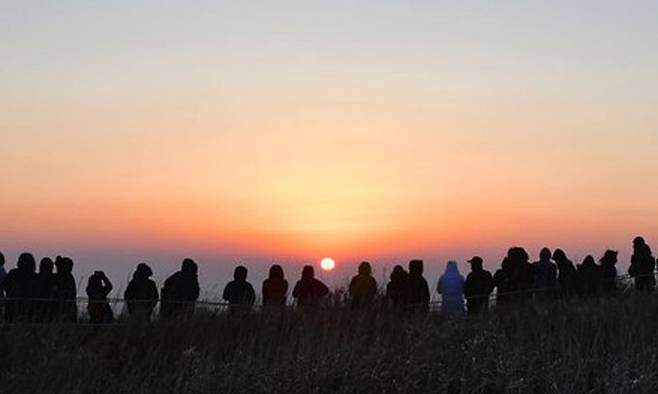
[404, 260, 430, 312]
[262, 265, 288, 307]
[532, 248, 558, 301]
[292, 266, 329, 308]
[53, 256, 77, 323]
[0, 252, 37, 322]
[493, 257, 514, 306]
[437, 261, 465, 317]
[0, 252, 6, 285]
[629, 236, 656, 293]
[553, 249, 577, 297]
[386, 265, 408, 307]
[577, 255, 601, 297]
[86, 271, 113, 324]
[124, 263, 158, 320]
[161, 258, 200, 320]
[463, 256, 493, 314]
[509, 247, 534, 300]
[223, 265, 256, 315]
[34, 257, 56, 321]
[599, 250, 618, 297]
[349, 261, 377, 309]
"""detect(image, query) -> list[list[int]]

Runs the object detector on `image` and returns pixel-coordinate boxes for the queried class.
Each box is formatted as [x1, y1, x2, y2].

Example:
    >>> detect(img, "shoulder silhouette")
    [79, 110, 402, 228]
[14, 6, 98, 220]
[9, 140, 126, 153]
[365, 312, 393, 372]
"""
[86, 271, 113, 324]
[161, 258, 200, 320]
[464, 256, 493, 314]
[34, 257, 56, 321]
[386, 265, 408, 307]
[349, 261, 377, 309]
[553, 249, 577, 297]
[1, 252, 37, 322]
[223, 265, 256, 315]
[405, 259, 430, 311]
[576, 255, 601, 297]
[599, 250, 618, 297]
[629, 236, 656, 293]
[124, 263, 159, 320]
[292, 265, 329, 308]
[532, 248, 558, 300]
[437, 261, 465, 317]
[53, 256, 77, 323]
[262, 264, 289, 307]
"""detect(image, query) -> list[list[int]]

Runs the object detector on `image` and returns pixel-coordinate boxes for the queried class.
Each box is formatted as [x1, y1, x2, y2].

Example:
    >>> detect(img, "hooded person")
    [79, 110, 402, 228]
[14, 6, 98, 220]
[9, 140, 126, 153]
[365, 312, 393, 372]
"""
[599, 250, 618, 297]
[223, 265, 256, 315]
[553, 249, 577, 297]
[386, 265, 408, 307]
[124, 263, 159, 320]
[629, 236, 656, 293]
[53, 256, 77, 323]
[437, 261, 465, 317]
[349, 261, 378, 309]
[532, 248, 558, 301]
[34, 257, 57, 321]
[292, 265, 329, 308]
[0, 252, 37, 322]
[577, 255, 601, 297]
[405, 260, 430, 312]
[262, 264, 289, 307]
[463, 257, 494, 314]
[160, 258, 200, 320]
[86, 271, 113, 324]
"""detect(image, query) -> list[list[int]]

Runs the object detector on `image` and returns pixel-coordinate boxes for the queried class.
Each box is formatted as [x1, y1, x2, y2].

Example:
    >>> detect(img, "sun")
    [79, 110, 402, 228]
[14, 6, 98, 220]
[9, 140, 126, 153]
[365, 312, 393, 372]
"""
[320, 257, 336, 271]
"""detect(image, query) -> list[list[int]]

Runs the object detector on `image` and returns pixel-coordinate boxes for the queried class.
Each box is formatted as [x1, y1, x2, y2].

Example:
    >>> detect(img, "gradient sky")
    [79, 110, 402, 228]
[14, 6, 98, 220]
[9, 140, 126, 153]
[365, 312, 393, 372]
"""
[2, 1, 658, 294]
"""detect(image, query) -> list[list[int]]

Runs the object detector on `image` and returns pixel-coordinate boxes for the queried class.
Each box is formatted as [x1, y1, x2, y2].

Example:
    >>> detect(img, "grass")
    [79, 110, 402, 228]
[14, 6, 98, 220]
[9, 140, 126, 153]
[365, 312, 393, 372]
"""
[2, 292, 658, 393]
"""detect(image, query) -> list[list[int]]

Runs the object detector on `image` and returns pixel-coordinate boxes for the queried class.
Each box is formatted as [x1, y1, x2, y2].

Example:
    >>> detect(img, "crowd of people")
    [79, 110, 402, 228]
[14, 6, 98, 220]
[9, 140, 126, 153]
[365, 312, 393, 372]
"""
[0, 236, 655, 323]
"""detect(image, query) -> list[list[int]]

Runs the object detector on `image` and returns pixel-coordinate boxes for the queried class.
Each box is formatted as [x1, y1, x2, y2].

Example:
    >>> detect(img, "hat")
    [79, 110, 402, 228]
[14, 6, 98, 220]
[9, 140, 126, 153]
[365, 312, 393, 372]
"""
[467, 256, 483, 265]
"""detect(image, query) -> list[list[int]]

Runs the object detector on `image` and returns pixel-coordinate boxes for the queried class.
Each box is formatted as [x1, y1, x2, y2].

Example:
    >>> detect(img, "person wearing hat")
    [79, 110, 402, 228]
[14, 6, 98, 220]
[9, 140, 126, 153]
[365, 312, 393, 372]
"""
[464, 256, 494, 315]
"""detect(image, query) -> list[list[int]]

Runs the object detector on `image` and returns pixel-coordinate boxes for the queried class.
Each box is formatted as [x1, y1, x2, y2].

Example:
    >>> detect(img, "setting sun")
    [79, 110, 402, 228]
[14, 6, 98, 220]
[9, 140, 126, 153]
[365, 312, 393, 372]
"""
[321, 258, 336, 271]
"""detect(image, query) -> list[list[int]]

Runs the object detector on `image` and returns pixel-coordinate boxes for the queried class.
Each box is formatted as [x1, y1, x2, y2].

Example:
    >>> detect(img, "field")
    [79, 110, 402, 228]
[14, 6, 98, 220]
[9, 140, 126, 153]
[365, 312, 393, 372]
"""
[1, 292, 658, 393]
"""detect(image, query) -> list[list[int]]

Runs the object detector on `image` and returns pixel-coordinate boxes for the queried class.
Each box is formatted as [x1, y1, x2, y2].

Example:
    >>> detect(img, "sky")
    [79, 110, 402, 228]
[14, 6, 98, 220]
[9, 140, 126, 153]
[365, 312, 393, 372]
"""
[2, 1, 658, 295]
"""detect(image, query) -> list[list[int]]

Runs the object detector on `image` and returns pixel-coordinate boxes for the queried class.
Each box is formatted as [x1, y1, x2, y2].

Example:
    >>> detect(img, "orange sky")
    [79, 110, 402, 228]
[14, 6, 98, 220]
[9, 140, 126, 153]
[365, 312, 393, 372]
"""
[2, 2, 658, 290]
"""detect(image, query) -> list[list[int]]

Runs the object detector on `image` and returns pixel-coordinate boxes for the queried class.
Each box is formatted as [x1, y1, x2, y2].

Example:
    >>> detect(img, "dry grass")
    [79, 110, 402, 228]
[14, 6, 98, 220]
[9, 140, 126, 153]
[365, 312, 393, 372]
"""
[2, 293, 658, 393]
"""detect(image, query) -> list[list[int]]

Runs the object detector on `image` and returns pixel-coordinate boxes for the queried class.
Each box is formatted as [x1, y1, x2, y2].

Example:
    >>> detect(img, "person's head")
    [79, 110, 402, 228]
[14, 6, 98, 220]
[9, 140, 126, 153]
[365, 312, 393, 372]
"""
[358, 261, 372, 276]
[234, 265, 248, 281]
[467, 256, 483, 271]
[508, 247, 529, 264]
[540, 248, 552, 262]
[409, 259, 424, 276]
[583, 255, 596, 266]
[633, 236, 646, 249]
[553, 248, 567, 262]
[181, 258, 198, 275]
[88, 273, 103, 288]
[56, 257, 74, 274]
[134, 263, 153, 280]
[390, 265, 407, 282]
[600, 250, 618, 266]
[302, 265, 315, 280]
[17, 252, 36, 273]
[40, 257, 54, 274]
[0, 252, 4, 267]
[268, 264, 284, 280]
